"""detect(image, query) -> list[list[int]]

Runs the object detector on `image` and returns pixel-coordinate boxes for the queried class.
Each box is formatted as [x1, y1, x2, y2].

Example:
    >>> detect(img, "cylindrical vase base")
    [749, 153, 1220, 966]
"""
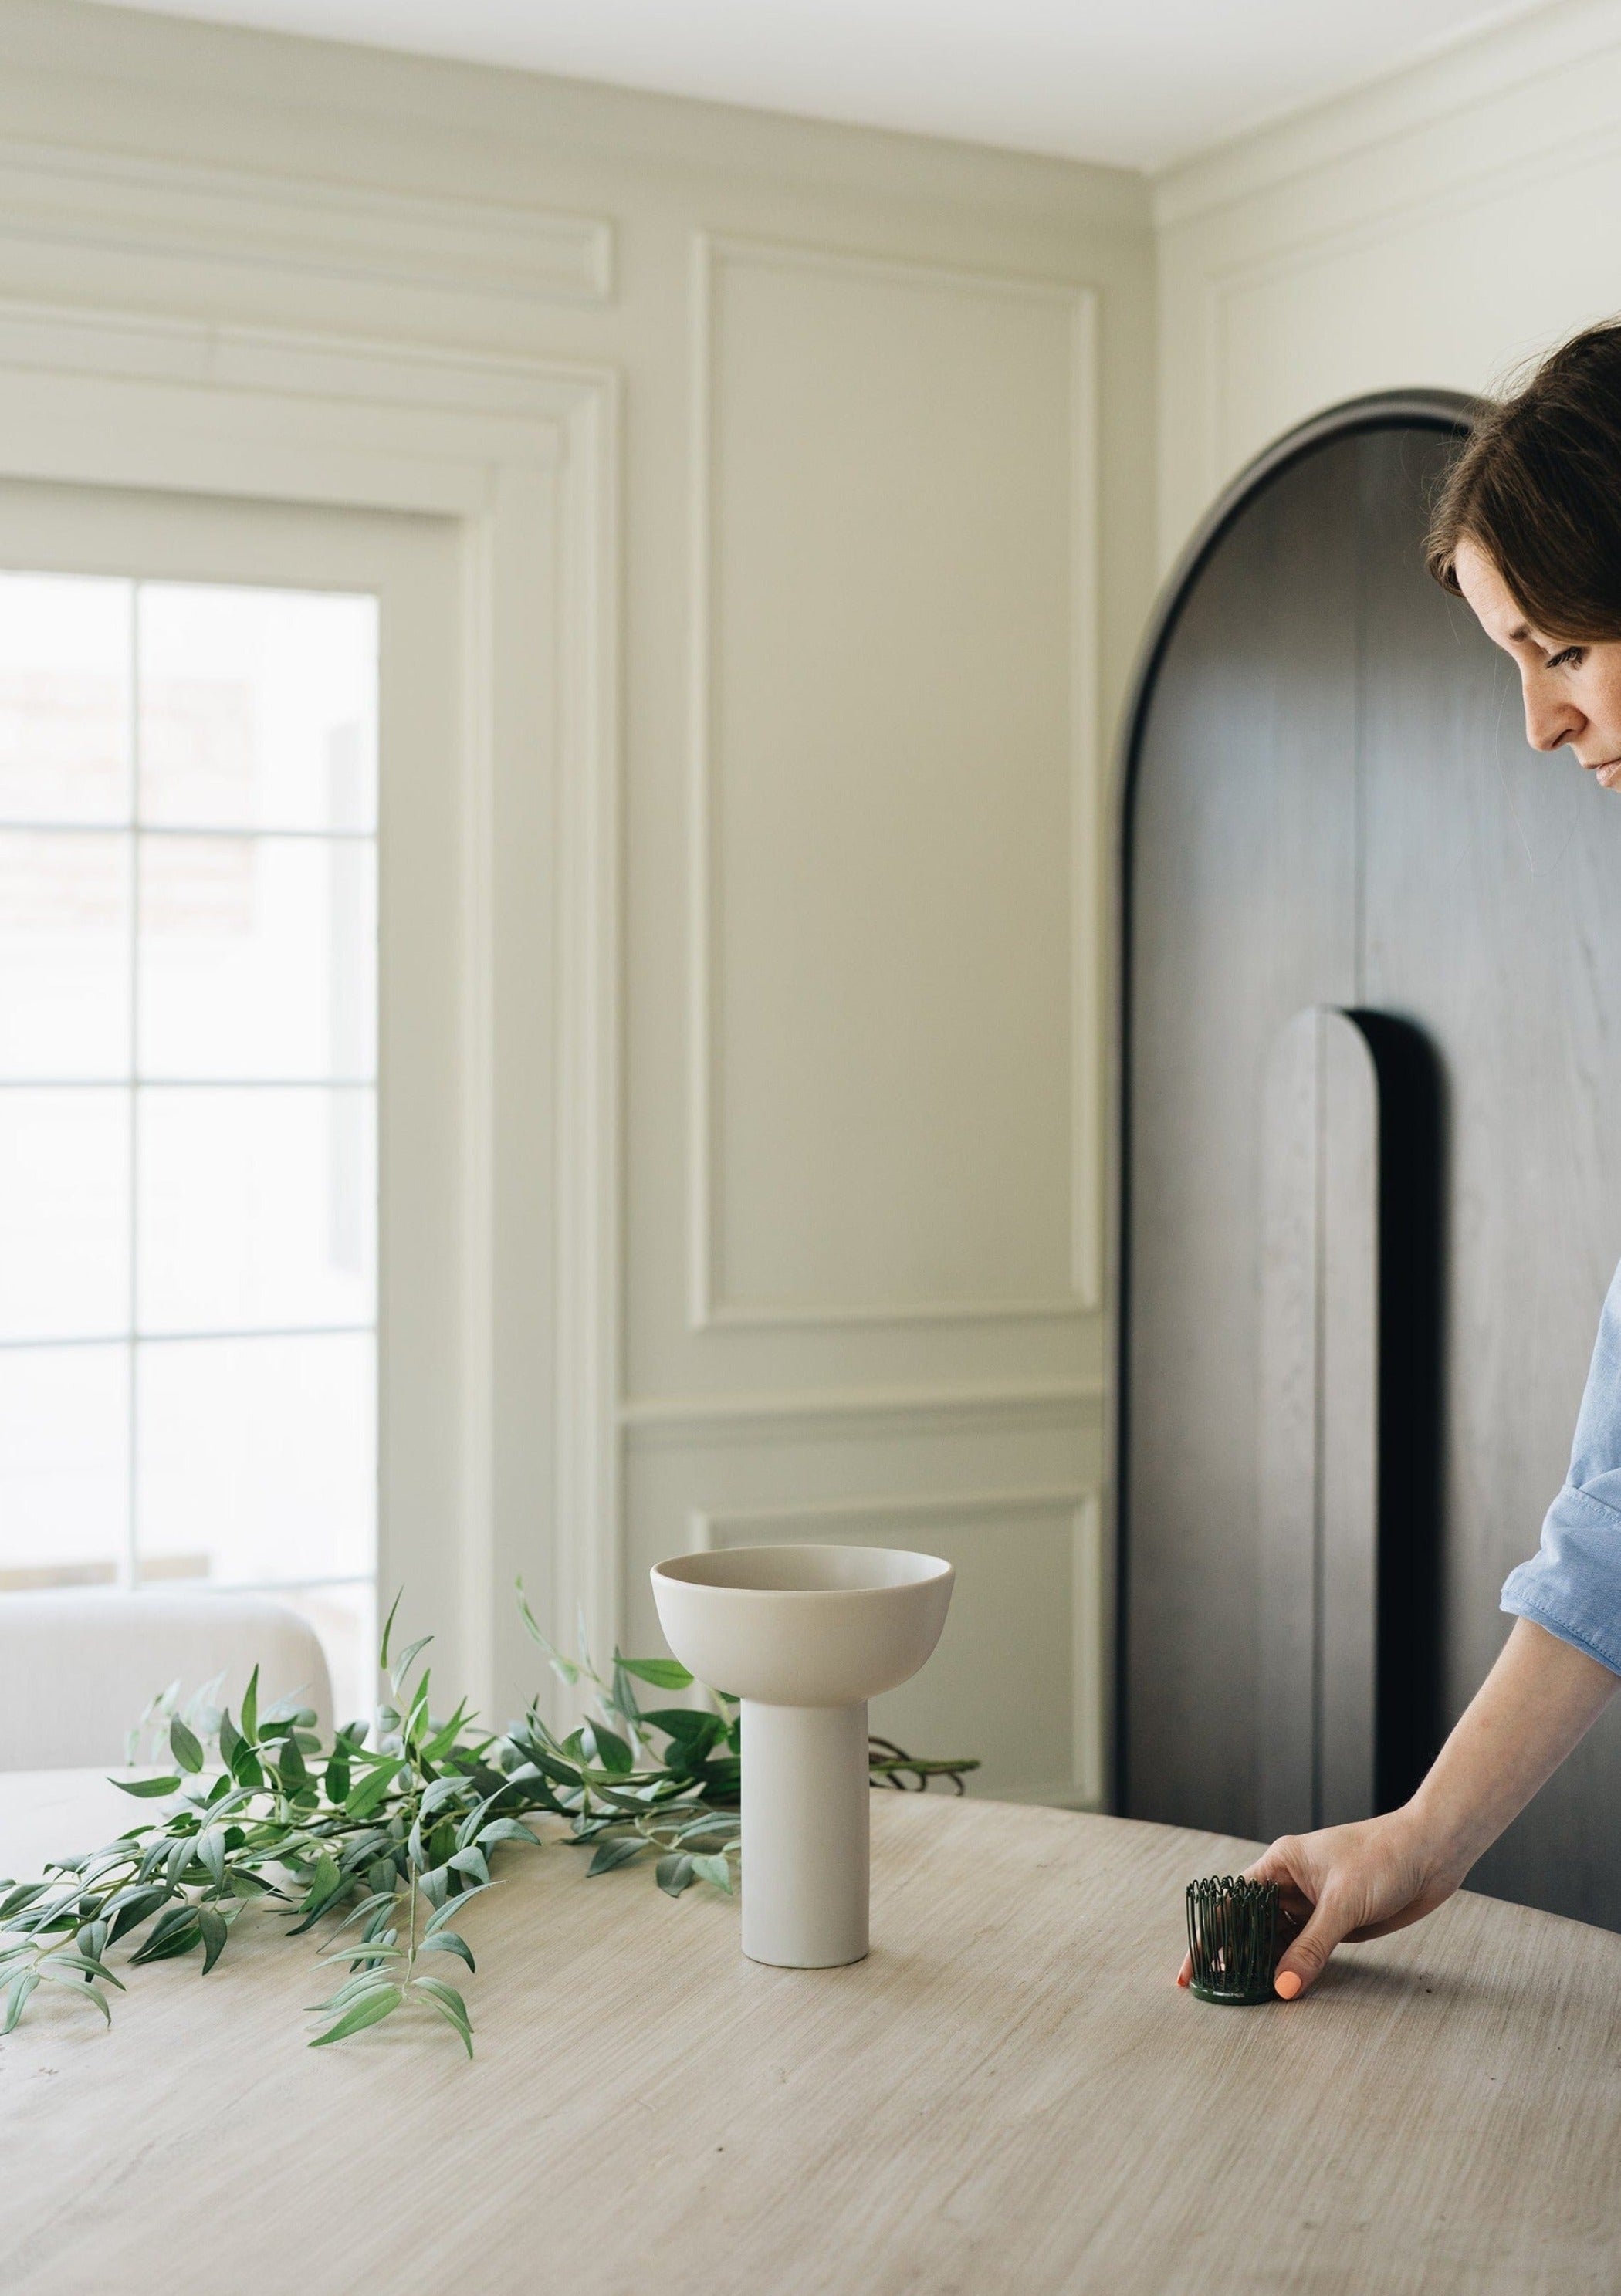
[740, 1698, 869, 1968]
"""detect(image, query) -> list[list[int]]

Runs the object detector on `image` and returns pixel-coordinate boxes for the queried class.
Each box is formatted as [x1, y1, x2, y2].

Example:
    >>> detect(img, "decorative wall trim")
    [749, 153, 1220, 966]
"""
[621, 1375, 1104, 1447]
[0, 296, 620, 1715]
[1187, 99, 1621, 514]
[685, 230, 1102, 1334]
[690, 1483, 1104, 1804]
[1154, 0, 1621, 230]
[0, 134, 614, 304]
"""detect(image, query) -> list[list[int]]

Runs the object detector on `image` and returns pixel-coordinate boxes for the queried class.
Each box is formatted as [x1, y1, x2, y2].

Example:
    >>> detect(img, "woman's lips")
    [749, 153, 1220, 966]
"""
[1589, 757, 1621, 790]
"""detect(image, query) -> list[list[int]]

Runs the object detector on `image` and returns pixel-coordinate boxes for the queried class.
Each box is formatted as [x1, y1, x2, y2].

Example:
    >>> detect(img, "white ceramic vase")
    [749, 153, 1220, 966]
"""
[649, 1544, 954, 1969]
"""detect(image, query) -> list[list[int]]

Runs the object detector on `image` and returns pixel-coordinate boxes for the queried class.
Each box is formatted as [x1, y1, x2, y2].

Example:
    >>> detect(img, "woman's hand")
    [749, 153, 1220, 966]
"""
[1174, 1809, 1464, 2000]
[1172, 1621, 1621, 2001]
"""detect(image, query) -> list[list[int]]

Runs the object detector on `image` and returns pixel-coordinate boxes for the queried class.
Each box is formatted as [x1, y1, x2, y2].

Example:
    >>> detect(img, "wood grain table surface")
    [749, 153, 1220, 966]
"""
[4, 1768, 1621, 2295]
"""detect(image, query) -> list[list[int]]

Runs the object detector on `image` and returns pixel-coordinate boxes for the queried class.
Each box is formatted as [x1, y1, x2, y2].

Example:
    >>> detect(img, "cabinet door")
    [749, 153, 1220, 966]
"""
[1125, 436, 1360, 1835]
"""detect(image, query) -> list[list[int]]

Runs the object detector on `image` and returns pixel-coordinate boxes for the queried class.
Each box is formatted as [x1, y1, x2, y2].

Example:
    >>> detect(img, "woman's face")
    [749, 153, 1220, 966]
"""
[1455, 536, 1621, 790]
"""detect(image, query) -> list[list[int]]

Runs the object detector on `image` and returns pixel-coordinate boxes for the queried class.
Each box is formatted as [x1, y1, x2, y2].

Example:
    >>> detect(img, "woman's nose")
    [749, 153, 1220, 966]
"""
[1522, 672, 1584, 753]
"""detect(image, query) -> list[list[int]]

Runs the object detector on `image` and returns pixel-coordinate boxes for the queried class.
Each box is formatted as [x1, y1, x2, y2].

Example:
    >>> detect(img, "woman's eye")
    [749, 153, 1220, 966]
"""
[1547, 646, 1586, 670]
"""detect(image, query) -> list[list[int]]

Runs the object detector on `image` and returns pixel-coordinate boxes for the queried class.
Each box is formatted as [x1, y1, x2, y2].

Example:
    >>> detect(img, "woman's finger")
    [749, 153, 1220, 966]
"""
[1271, 1889, 1353, 1999]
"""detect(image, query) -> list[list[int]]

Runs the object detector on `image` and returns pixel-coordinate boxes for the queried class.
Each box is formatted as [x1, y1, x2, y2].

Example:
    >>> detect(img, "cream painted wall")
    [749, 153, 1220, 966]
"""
[1155, 0, 1621, 566]
[0, 0, 1154, 1800]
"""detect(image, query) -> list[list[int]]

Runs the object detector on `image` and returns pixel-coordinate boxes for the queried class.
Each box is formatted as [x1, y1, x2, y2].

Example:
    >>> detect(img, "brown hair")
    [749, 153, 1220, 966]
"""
[1428, 319, 1621, 641]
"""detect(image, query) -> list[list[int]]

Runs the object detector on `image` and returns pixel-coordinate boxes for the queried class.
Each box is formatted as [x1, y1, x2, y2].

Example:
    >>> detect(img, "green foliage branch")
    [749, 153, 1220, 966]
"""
[0, 1588, 976, 2055]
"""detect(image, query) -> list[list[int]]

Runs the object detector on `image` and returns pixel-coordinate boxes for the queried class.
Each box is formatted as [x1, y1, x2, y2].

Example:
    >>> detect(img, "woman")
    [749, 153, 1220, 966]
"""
[1179, 318, 1621, 2000]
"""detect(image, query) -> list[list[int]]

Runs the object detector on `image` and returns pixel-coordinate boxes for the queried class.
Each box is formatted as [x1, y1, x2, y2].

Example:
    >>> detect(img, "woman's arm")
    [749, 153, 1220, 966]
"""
[1176, 1617, 1620, 1999]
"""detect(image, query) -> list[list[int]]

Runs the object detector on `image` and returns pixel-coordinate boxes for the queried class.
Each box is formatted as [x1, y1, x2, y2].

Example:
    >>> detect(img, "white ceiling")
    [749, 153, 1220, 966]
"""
[83, 0, 1553, 173]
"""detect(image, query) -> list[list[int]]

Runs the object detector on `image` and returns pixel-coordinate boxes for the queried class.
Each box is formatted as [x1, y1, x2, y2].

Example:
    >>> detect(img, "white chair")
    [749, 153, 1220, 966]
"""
[0, 1589, 333, 1771]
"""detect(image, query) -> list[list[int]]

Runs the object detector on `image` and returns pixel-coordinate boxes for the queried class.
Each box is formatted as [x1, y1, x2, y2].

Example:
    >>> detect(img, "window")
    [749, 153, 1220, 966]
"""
[0, 571, 379, 1717]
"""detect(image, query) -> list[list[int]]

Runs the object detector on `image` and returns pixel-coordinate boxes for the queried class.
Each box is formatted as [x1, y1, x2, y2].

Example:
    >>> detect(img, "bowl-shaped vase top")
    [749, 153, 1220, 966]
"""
[650, 1544, 953, 1707]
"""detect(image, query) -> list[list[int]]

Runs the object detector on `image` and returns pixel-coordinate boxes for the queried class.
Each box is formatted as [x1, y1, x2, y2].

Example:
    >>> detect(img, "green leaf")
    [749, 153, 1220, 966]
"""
[645, 1708, 723, 1747]
[587, 1835, 646, 1876]
[419, 1705, 469, 1765]
[198, 1830, 226, 1889]
[198, 1909, 229, 1974]
[420, 1930, 475, 1973]
[519, 1747, 584, 1793]
[273, 1733, 309, 1793]
[516, 1577, 578, 1680]
[218, 1713, 242, 1768]
[476, 1817, 540, 1849]
[426, 1884, 491, 1935]
[378, 1588, 404, 1672]
[689, 1853, 734, 1895]
[344, 1757, 404, 1822]
[286, 1850, 344, 1935]
[324, 1749, 350, 1806]
[618, 1657, 694, 1689]
[0, 1882, 48, 1919]
[2, 1969, 39, 2034]
[655, 1854, 695, 1898]
[675, 1810, 739, 1843]
[585, 1723, 634, 1777]
[111, 1774, 181, 1800]
[325, 1889, 399, 1943]
[169, 1716, 205, 1776]
[448, 1848, 489, 1887]
[413, 1976, 473, 2056]
[43, 1950, 125, 1989]
[308, 1964, 400, 2014]
[310, 1983, 403, 2047]
[240, 1664, 259, 1743]
[227, 1736, 264, 1792]
[129, 1907, 203, 1965]
[390, 1635, 432, 1695]
[39, 1969, 111, 2023]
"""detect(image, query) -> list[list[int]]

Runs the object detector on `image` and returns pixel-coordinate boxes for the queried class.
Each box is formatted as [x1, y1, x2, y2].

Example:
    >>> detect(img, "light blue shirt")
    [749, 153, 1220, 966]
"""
[1502, 1257, 1621, 1675]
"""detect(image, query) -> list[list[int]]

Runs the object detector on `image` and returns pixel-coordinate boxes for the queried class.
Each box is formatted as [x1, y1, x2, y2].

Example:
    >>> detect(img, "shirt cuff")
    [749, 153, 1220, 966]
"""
[1501, 1480, 1621, 1677]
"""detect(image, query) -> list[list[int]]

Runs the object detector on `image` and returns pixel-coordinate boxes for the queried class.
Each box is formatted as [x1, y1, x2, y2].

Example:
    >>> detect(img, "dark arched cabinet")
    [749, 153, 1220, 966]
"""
[1115, 393, 1621, 1928]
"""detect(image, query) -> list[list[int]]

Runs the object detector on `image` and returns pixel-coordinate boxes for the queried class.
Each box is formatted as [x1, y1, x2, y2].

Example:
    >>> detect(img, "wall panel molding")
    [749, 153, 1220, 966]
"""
[621, 1374, 1105, 1447]
[685, 231, 1102, 1334]
[691, 1484, 1103, 1805]
[0, 134, 613, 305]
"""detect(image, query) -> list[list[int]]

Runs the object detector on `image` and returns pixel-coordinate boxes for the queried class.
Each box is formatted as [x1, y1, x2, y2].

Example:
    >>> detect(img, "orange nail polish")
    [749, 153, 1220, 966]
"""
[1176, 1970, 1189, 1988]
[1274, 1970, 1302, 2000]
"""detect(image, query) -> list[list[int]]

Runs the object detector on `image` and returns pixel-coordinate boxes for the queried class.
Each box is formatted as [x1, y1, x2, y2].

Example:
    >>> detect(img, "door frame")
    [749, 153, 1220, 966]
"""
[0, 300, 619, 1720]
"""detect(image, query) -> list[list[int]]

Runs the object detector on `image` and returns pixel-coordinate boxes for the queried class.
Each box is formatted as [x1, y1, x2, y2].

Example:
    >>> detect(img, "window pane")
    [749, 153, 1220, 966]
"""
[137, 837, 376, 1080]
[138, 585, 377, 832]
[138, 1087, 375, 1334]
[0, 830, 131, 1078]
[0, 573, 131, 825]
[136, 1332, 374, 1584]
[0, 1344, 129, 1583]
[0, 1088, 129, 1341]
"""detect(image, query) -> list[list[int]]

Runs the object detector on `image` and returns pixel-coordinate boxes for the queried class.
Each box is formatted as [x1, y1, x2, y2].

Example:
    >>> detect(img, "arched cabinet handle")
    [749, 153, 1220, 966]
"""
[1258, 1006, 1379, 1836]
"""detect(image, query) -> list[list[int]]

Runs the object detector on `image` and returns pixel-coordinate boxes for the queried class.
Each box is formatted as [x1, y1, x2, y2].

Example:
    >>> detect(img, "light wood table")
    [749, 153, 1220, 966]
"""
[5, 1770, 1621, 2294]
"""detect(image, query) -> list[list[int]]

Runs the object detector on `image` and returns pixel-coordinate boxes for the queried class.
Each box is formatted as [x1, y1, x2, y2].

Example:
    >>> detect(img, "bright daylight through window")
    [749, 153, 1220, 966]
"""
[0, 572, 378, 1719]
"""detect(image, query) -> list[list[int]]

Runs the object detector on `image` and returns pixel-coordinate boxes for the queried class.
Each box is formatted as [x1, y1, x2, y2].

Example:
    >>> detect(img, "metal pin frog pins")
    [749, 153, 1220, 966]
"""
[1185, 1876, 1281, 2005]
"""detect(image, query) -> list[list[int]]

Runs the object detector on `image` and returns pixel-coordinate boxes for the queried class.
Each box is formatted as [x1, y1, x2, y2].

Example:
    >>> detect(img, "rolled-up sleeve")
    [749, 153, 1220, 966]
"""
[1502, 1257, 1621, 1676]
